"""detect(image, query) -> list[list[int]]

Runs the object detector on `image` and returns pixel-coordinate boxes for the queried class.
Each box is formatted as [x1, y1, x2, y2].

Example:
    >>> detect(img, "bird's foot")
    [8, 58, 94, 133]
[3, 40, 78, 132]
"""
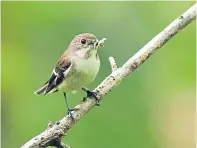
[67, 108, 72, 115]
[66, 108, 75, 121]
[82, 87, 100, 106]
[63, 92, 74, 120]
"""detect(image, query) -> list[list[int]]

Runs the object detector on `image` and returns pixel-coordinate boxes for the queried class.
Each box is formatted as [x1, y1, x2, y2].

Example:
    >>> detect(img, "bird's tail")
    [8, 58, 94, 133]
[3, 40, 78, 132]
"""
[34, 83, 48, 95]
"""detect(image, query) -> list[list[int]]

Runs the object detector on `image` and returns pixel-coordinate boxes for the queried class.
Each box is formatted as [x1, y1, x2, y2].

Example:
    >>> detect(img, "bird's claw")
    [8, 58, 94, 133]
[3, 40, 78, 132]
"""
[66, 108, 75, 120]
[86, 91, 100, 106]
[82, 87, 100, 106]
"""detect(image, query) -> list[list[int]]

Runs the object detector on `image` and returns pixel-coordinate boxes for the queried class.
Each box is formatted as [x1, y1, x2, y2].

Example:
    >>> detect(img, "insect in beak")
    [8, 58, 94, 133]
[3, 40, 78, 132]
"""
[94, 38, 107, 49]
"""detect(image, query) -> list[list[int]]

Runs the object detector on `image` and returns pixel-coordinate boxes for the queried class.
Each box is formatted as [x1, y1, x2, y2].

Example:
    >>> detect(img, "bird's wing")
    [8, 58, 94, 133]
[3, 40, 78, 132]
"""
[34, 57, 72, 95]
[44, 58, 72, 94]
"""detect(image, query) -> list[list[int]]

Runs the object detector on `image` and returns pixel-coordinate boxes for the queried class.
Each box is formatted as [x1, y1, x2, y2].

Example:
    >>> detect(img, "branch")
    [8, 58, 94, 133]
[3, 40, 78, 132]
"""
[109, 57, 118, 72]
[21, 4, 196, 148]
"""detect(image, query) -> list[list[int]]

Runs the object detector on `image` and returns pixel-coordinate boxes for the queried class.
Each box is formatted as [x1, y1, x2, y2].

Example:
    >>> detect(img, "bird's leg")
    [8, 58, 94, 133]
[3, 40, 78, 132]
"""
[63, 92, 74, 118]
[82, 87, 100, 106]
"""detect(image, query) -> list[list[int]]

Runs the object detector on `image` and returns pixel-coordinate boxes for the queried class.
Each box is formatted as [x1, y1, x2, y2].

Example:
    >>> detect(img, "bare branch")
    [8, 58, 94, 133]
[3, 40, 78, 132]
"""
[21, 4, 196, 148]
[109, 57, 118, 72]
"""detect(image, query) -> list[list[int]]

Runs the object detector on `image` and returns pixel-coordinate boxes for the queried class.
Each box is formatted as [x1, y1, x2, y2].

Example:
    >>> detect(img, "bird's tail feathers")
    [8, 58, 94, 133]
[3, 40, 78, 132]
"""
[34, 83, 48, 95]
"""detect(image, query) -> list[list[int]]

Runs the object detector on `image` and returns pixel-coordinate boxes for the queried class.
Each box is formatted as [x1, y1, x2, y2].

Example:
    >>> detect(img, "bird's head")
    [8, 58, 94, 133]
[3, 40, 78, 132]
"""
[68, 33, 106, 59]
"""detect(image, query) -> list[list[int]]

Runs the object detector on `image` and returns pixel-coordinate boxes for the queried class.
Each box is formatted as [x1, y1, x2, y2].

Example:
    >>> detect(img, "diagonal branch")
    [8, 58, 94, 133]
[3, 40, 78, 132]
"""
[21, 3, 196, 148]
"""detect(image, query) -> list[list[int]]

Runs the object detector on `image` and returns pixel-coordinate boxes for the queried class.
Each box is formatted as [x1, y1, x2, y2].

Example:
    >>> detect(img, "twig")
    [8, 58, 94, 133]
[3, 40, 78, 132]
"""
[21, 4, 196, 148]
[109, 57, 118, 72]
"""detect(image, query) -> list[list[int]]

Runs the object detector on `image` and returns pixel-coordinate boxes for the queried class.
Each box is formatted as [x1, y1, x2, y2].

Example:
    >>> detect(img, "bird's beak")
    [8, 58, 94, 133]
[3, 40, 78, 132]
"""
[94, 38, 106, 49]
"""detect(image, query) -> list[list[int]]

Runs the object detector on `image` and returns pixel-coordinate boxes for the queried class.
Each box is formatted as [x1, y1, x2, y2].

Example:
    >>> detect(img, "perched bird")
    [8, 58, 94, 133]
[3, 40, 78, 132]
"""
[34, 33, 106, 112]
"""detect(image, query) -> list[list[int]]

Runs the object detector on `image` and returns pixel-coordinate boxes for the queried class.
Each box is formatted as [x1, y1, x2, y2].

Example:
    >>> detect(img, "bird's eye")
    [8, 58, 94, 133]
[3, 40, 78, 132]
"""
[81, 39, 86, 44]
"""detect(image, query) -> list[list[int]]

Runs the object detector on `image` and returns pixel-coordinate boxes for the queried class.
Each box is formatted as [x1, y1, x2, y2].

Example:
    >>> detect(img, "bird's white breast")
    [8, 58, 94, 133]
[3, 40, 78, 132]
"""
[75, 55, 100, 82]
[57, 54, 100, 92]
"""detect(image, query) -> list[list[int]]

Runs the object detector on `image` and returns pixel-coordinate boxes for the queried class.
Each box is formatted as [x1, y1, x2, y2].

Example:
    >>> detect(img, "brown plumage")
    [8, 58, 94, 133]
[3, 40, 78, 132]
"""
[34, 33, 105, 95]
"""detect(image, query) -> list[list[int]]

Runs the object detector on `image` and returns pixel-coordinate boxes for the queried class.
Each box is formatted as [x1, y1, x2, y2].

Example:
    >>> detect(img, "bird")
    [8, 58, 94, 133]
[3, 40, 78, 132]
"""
[34, 33, 106, 113]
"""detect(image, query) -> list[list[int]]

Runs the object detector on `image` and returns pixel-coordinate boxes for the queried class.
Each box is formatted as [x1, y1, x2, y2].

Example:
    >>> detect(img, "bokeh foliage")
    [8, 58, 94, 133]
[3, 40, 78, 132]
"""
[2, 2, 195, 148]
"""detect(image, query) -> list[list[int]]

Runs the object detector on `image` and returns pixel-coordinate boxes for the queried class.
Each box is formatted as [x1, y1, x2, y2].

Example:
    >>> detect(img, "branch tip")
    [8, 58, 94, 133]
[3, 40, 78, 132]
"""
[109, 56, 117, 71]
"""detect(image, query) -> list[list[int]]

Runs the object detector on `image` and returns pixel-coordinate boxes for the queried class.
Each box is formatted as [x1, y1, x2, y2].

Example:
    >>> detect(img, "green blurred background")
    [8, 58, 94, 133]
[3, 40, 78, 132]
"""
[2, 1, 195, 148]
